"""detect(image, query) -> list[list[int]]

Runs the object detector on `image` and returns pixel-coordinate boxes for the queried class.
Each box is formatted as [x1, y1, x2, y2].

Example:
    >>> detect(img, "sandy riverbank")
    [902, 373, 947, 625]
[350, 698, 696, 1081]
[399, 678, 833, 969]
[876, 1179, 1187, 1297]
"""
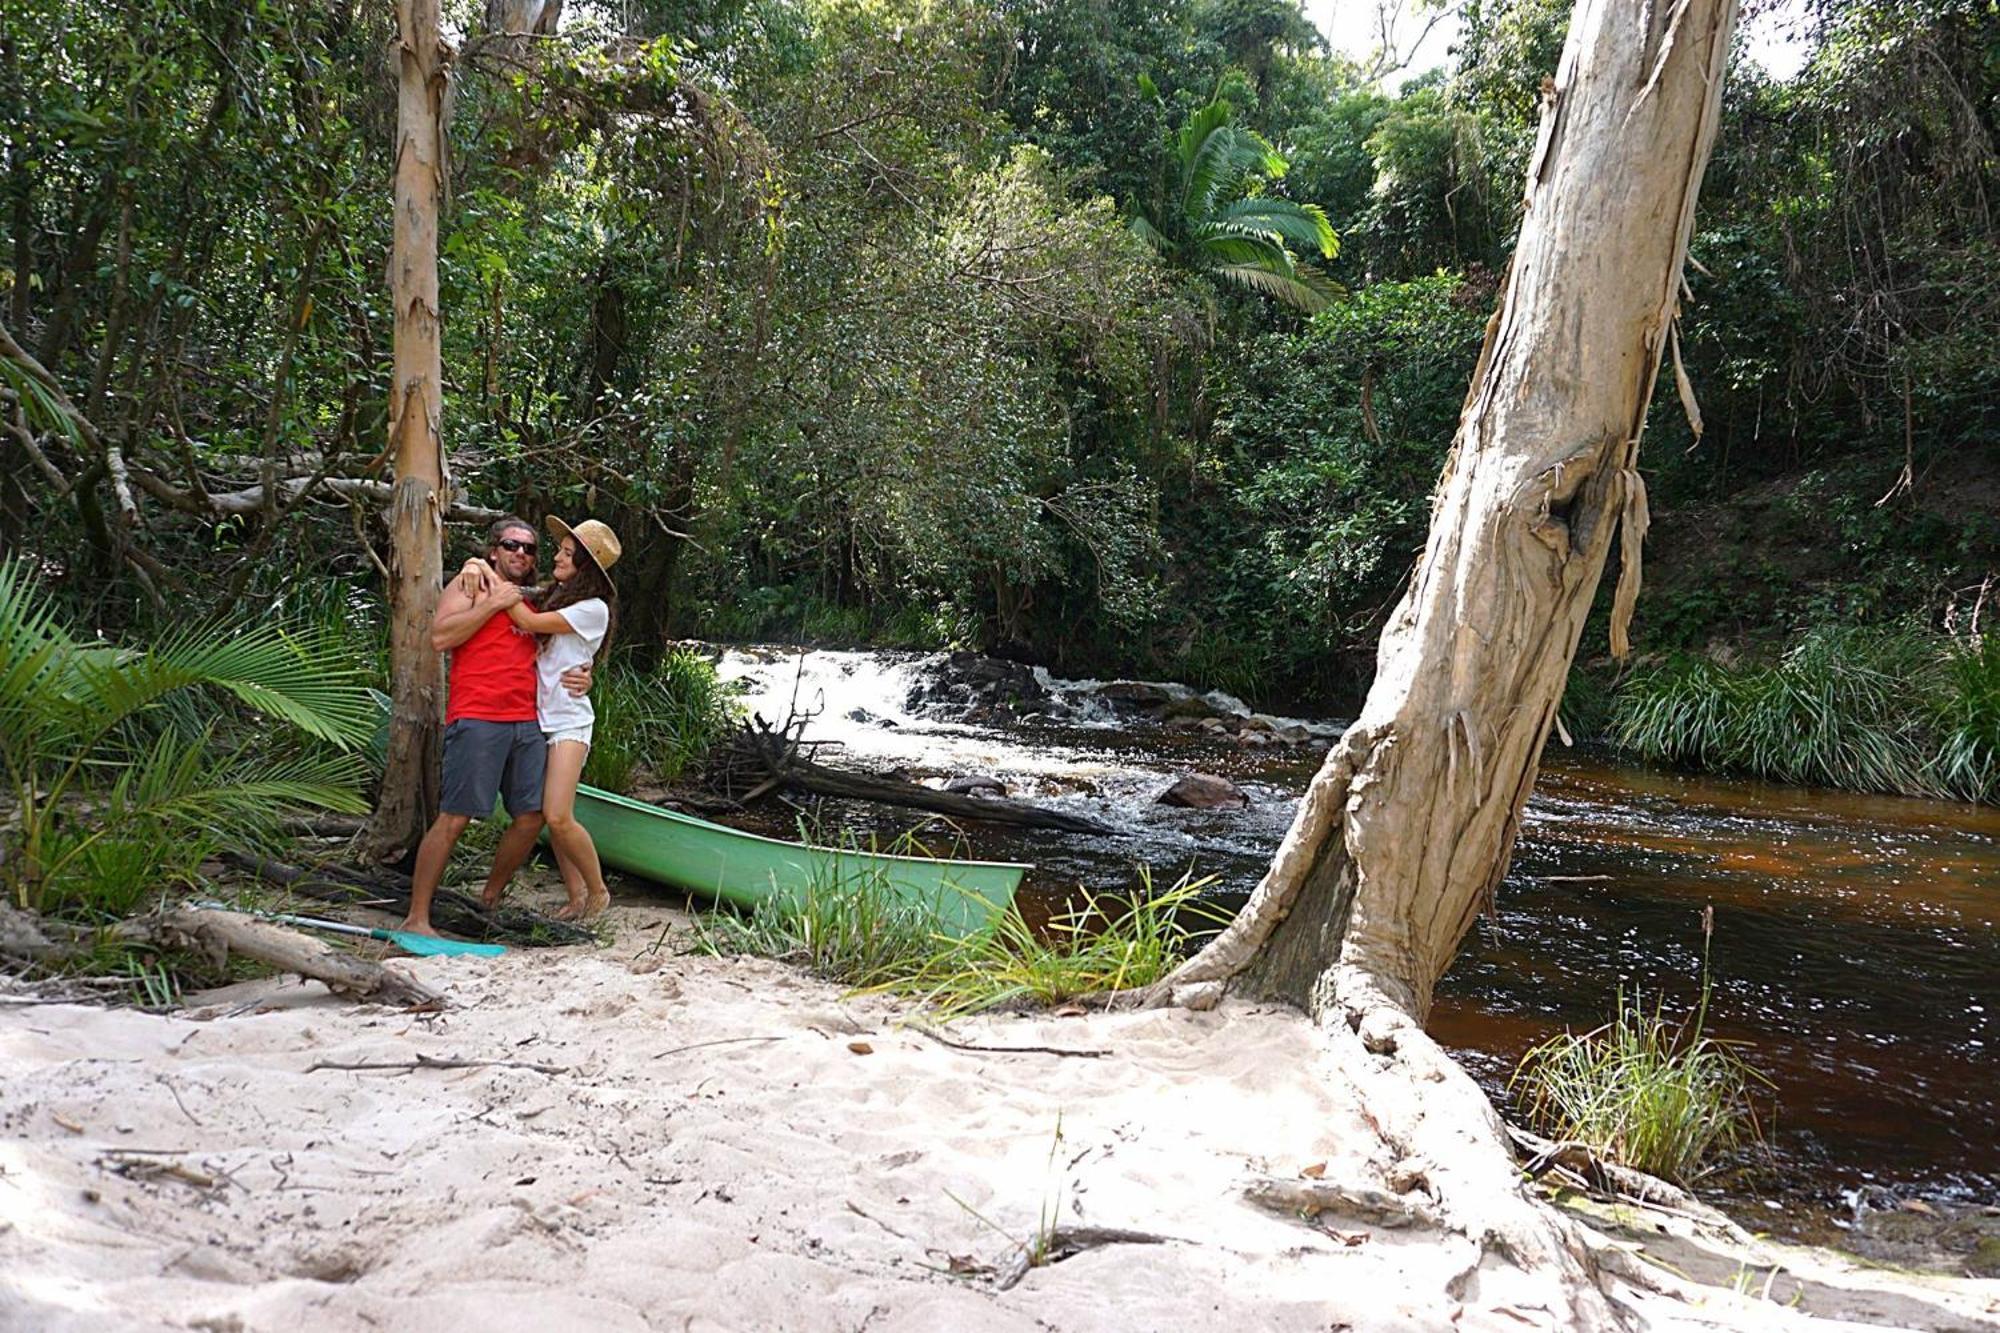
[3, 898, 1995, 1332]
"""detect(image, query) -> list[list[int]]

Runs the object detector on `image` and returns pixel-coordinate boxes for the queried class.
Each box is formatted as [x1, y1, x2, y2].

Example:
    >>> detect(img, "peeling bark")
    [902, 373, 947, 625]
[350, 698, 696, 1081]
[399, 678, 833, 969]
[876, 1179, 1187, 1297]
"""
[1152, 0, 1740, 1324]
[359, 0, 454, 865]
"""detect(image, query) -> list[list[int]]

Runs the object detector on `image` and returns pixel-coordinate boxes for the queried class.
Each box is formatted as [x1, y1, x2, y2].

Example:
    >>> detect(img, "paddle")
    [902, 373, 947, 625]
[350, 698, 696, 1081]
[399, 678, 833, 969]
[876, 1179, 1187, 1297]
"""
[189, 902, 507, 959]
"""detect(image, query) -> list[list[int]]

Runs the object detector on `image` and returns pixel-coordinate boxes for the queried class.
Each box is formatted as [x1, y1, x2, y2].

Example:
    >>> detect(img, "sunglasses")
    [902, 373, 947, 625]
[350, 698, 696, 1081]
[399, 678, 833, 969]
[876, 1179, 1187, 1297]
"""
[496, 538, 538, 554]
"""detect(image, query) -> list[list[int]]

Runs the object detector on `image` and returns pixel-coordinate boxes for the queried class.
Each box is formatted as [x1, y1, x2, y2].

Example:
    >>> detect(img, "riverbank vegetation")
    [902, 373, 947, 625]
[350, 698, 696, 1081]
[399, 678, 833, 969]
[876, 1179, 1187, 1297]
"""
[1512, 916, 1768, 1184]
[694, 858, 1219, 1016]
[1609, 625, 2000, 804]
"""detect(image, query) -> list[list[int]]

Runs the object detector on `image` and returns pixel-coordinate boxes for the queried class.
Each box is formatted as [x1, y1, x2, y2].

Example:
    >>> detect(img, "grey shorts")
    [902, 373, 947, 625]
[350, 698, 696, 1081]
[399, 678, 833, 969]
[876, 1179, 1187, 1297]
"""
[440, 719, 546, 817]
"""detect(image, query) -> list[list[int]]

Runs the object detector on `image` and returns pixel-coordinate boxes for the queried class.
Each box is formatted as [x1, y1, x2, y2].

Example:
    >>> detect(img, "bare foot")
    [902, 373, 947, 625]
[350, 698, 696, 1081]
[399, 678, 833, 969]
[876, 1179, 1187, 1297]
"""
[582, 891, 610, 919]
[552, 901, 586, 922]
[397, 917, 438, 937]
[479, 885, 505, 910]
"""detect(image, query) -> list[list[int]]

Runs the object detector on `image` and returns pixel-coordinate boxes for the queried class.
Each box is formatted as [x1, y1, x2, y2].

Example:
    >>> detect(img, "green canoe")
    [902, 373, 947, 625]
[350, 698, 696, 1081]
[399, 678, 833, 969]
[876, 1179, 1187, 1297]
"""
[572, 783, 1027, 939]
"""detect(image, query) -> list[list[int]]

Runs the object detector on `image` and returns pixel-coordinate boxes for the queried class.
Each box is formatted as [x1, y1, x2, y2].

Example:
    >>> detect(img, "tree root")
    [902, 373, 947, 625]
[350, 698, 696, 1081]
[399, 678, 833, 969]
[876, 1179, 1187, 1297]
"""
[1244, 1175, 1444, 1230]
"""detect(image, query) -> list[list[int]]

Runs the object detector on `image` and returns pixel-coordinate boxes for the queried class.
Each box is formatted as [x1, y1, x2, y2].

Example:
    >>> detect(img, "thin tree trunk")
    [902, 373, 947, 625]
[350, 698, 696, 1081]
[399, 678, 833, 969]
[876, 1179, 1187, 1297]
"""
[1149, 0, 1740, 1322]
[359, 0, 454, 865]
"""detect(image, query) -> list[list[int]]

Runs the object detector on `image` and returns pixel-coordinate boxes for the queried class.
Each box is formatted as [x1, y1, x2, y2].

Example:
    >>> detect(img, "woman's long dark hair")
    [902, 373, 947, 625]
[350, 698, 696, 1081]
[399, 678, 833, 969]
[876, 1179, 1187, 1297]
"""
[533, 542, 618, 660]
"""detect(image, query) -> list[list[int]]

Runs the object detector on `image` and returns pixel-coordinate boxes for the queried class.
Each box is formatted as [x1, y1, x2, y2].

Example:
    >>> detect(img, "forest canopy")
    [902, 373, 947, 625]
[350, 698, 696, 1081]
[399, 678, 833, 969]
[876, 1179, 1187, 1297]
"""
[2, 0, 1994, 706]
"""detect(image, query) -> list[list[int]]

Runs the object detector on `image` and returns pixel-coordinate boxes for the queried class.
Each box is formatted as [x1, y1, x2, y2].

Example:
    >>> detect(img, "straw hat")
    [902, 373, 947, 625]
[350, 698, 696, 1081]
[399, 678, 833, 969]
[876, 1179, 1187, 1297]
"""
[546, 515, 622, 576]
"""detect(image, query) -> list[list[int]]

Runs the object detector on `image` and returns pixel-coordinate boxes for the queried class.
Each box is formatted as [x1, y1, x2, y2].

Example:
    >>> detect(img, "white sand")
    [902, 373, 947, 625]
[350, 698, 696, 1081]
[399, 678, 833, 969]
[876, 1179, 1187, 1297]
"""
[4, 903, 1995, 1332]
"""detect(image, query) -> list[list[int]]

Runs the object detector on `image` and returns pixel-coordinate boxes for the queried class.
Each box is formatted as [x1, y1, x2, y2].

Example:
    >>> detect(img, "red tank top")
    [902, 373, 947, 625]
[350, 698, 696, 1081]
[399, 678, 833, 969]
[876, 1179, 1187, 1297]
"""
[445, 603, 539, 723]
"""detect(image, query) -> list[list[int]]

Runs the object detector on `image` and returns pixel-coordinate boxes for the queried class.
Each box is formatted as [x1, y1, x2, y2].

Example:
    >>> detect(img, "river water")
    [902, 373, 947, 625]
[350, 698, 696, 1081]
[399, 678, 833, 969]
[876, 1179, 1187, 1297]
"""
[707, 648, 2000, 1235]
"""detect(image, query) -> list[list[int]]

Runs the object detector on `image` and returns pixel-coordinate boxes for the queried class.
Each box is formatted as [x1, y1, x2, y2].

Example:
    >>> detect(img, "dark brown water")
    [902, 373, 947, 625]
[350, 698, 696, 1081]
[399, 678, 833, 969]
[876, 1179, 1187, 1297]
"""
[711, 650, 2000, 1235]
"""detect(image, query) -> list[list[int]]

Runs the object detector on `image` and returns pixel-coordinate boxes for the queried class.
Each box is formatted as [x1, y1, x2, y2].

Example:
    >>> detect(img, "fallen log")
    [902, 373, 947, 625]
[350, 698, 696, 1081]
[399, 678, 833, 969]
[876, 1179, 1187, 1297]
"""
[141, 907, 441, 1008]
[775, 756, 1120, 835]
[737, 716, 1119, 836]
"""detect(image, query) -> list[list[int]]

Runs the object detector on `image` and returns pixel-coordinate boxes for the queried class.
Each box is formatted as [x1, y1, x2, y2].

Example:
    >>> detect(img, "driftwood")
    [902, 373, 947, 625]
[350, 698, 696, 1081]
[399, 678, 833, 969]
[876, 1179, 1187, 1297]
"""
[142, 907, 441, 1008]
[736, 715, 1118, 836]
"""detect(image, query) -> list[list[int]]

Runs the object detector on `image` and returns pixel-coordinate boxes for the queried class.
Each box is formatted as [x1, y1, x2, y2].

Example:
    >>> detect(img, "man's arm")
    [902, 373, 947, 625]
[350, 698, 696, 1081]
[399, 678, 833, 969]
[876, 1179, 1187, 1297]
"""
[431, 566, 520, 650]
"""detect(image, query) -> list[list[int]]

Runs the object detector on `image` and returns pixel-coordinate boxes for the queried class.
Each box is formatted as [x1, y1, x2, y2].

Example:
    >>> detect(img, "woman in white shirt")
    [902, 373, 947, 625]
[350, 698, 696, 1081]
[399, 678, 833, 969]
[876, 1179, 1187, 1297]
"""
[494, 516, 623, 921]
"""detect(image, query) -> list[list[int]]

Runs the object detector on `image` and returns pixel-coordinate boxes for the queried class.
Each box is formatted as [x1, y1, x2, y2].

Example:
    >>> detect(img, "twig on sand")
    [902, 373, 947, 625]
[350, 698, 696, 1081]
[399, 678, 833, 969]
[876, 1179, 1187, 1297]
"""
[305, 1053, 569, 1075]
[102, 1152, 221, 1191]
[156, 1075, 203, 1126]
[651, 1035, 787, 1060]
[846, 1199, 913, 1240]
[912, 1025, 1110, 1059]
[995, 1225, 1179, 1289]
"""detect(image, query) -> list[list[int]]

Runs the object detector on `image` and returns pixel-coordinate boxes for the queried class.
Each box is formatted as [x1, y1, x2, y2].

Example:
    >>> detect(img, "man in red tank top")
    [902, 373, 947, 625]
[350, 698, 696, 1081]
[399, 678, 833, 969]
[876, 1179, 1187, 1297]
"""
[400, 516, 589, 935]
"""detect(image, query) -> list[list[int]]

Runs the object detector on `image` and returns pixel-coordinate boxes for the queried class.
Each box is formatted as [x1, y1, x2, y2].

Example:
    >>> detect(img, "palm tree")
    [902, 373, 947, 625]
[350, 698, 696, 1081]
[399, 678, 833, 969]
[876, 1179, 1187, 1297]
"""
[1132, 98, 1339, 313]
[0, 559, 378, 915]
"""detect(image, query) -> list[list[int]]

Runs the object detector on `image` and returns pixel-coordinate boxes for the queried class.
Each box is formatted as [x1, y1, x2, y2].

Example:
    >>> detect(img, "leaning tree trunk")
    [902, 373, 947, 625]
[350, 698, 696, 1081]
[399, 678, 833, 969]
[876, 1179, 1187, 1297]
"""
[1152, 0, 1739, 1324]
[359, 0, 453, 865]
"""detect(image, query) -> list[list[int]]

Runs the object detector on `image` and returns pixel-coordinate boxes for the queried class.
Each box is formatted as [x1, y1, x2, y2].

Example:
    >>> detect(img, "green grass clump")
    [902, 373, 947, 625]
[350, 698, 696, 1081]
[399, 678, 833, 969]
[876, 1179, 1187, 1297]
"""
[1610, 623, 2000, 802]
[583, 650, 742, 792]
[875, 872, 1222, 1018]
[691, 870, 947, 986]
[693, 856, 1220, 1017]
[1510, 914, 1767, 1183]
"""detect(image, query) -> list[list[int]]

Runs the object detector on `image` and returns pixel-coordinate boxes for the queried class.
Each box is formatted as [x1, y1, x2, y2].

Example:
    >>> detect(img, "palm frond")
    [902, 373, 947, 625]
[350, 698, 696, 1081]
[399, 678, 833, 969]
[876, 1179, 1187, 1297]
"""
[1212, 197, 1339, 258]
[1190, 228, 1301, 272]
[73, 620, 379, 748]
[1127, 211, 1173, 254]
[1210, 263, 1336, 313]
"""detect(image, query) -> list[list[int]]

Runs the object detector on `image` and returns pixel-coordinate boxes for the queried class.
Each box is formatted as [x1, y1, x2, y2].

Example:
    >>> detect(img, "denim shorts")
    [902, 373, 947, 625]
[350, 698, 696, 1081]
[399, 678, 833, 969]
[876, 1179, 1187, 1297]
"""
[440, 719, 547, 816]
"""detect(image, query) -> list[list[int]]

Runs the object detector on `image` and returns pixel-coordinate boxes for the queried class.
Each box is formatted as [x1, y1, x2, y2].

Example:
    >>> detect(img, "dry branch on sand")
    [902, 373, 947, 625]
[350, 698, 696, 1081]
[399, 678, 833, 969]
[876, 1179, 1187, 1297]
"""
[131, 906, 441, 1009]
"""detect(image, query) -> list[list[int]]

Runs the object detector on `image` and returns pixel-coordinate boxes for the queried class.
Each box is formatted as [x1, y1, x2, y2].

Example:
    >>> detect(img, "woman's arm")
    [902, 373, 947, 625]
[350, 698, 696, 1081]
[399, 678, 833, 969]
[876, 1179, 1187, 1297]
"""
[503, 601, 576, 635]
[432, 559, 519, 650]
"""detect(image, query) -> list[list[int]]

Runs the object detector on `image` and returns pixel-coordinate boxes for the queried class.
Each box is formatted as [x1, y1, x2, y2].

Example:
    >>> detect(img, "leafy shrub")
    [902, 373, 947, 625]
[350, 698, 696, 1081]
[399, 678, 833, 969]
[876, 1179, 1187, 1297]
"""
[0, 559, 377, 917]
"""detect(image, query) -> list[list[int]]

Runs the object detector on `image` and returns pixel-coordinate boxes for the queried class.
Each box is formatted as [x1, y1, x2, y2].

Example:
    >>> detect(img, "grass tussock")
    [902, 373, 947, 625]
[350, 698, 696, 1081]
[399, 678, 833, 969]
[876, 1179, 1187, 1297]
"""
[582, 650, 742, 793]
[693, 855, 1221, 1017]
[1611, 624, 2000, 803]
[1510, 911, 1768, 1184]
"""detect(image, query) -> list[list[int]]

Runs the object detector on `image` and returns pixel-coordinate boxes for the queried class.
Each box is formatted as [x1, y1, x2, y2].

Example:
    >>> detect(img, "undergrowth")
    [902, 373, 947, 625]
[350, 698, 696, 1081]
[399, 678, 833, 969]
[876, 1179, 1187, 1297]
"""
[1610, 624, 2000, 803]
[693, 852, 1221, 1017]
[582, 650, 742, 792]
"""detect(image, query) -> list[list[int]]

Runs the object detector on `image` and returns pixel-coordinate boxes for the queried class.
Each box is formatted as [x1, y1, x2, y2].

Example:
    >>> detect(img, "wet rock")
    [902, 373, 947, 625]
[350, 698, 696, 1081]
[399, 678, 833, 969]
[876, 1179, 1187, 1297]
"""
[1202, 690, 1253, 719]
[1157, 773, 1249, 810]
[846, 707, 880, 724]
[906, 651, 1049, 719]
[1161, 694, 1223, 721]
[943, 776, 1008, 798]
[1099, 680, 1181, 710]
[1846, 1193, 2000, 1277]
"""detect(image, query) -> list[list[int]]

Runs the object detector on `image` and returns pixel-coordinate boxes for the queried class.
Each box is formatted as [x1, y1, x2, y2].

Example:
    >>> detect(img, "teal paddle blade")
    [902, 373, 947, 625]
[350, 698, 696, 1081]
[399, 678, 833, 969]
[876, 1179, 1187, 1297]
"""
[377, 929, 506, 958]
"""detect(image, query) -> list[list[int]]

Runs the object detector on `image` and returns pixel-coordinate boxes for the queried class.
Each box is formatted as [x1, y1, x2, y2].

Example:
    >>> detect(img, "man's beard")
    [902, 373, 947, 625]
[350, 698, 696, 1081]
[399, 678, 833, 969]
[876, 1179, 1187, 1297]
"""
[488, 555, 538, 587]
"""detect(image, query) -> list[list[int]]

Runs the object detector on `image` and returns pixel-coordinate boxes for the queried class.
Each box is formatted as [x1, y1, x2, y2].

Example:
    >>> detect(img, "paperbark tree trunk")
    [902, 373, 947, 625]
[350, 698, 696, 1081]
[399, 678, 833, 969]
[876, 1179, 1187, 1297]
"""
[1152, 0, 1739, 1322]
[359, 0, 454, 865]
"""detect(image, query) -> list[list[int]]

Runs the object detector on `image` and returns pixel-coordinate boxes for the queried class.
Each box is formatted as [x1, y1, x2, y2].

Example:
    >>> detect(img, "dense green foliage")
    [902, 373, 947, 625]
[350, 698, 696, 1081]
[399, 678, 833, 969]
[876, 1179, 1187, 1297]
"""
[582, 650, 743, 791]
[2, 0, 1994, 727]
[0, 559, 376, 917]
